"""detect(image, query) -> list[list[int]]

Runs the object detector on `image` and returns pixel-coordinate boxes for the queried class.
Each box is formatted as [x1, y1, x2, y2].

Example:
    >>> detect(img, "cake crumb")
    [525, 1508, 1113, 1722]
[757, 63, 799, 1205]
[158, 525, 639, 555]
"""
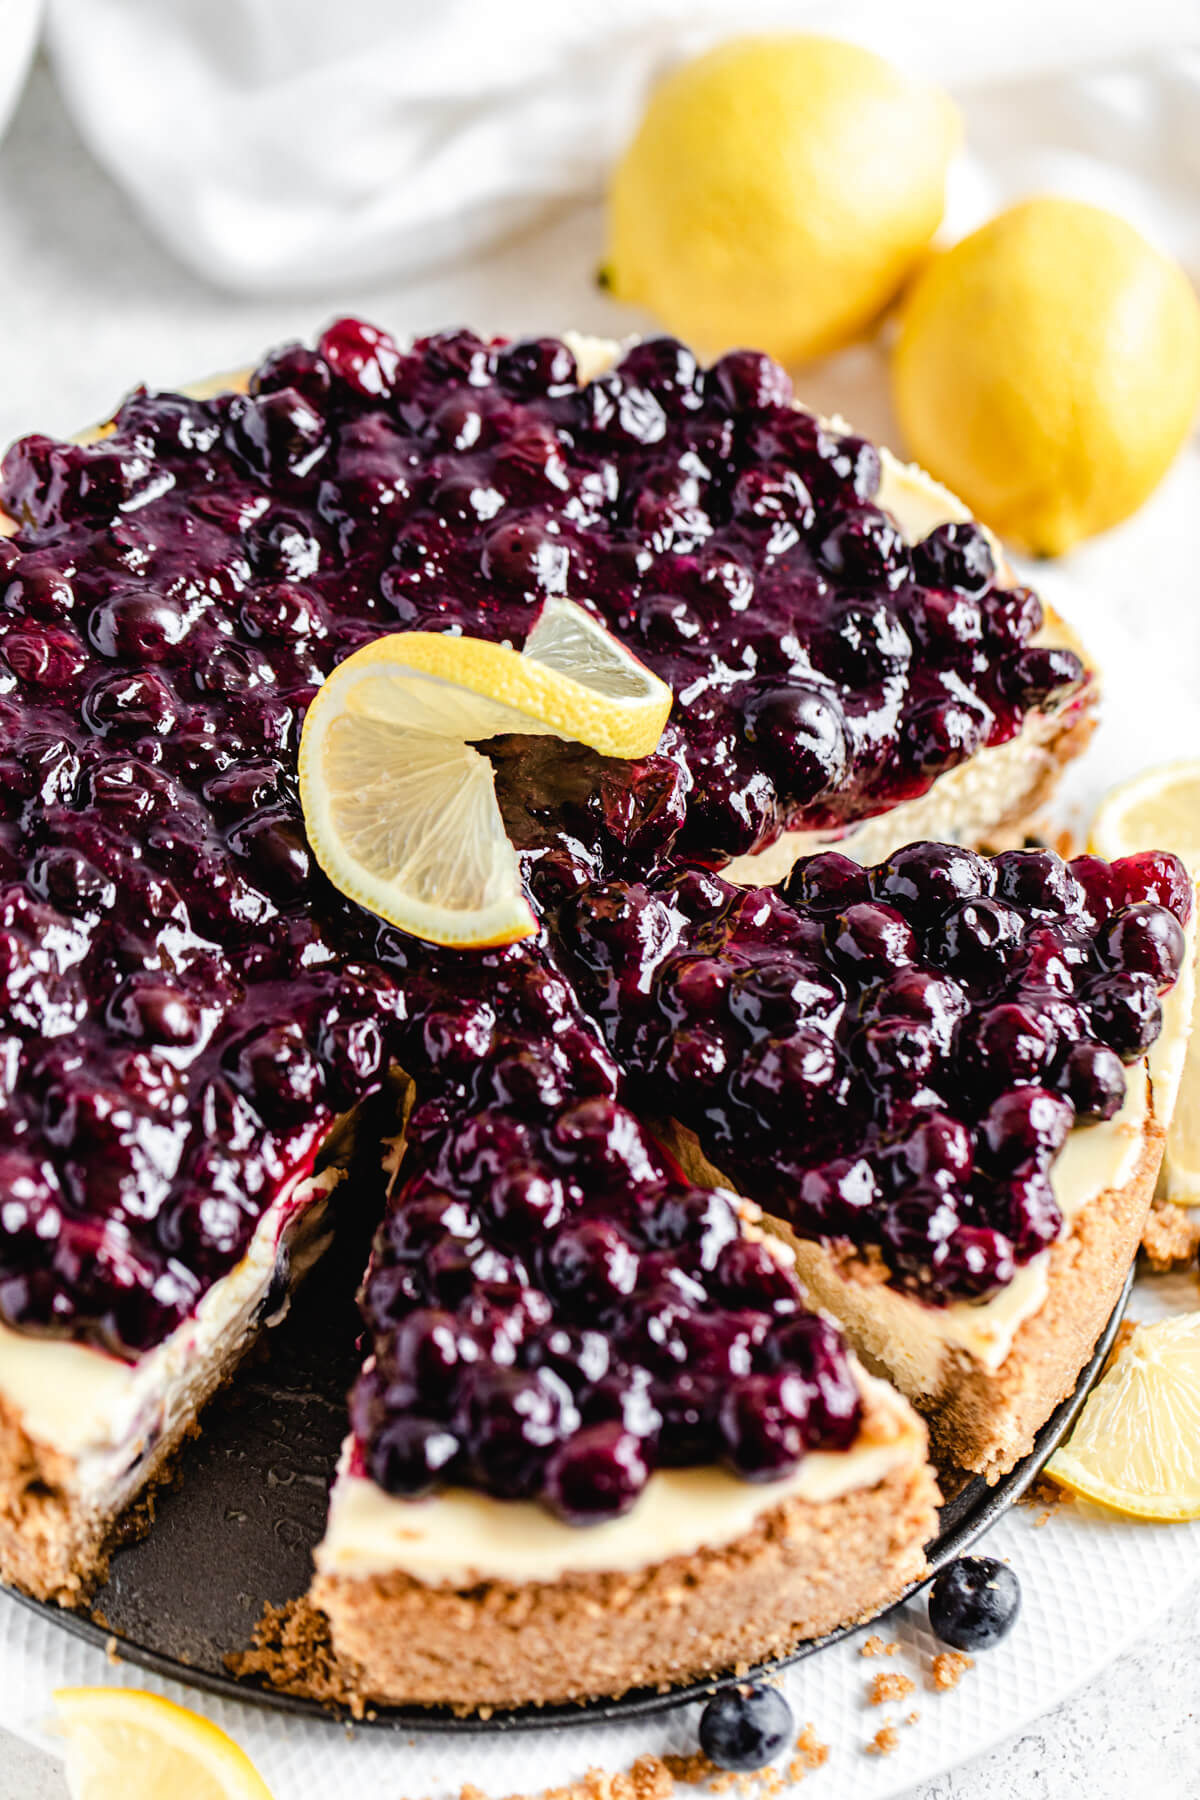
[865, 1722, 899, 1756]
[786, 1723, 830, 1781]
[227, 1596, 365, 1716]
[868, 1671, 915, 1706]
[860, 1635, 885, 1657]
[1021, 1470, 1072, 1527]
[1141, 1200, 1200, 1272]
[929, 1651, 974, 1691]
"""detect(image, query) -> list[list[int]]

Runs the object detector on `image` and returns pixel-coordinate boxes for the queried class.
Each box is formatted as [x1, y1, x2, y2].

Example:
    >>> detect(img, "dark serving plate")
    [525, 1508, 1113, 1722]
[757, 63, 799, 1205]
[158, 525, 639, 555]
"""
[4, 1199, 1131, 1735]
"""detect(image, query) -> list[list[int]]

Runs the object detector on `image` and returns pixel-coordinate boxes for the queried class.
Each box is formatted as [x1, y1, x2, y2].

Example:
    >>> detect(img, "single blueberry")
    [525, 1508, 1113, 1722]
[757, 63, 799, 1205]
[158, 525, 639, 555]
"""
[698, 1682, 794, 1772]
[928, 1555, 1021, 1650]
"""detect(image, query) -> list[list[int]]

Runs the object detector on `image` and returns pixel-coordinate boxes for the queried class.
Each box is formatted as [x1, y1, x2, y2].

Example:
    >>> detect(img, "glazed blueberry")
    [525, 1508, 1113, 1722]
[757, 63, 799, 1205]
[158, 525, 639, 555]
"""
[543, 1423, 649, 1523]
[992, 849, 1084, 918]
[912, 521, 996, 596]
[1098, 902, 1185, 990]
[980, 1088, 1073, 1173]
[830, 902, 916, 976]
[1110, 851, 1193, 924]
[926, 897, 1024, 973]
[1059, 1041, 1126, 1120]
[784, 851, 870, 914]
[928, 1555, 1021, 1650]
[873, 841, 992, 913]
[698, 1684, 794, 1773]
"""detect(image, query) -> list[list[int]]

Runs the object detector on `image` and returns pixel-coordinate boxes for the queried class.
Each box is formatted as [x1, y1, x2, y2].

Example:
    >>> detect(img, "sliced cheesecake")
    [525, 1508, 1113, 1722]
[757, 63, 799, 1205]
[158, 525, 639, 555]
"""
[0, 320, 1115, 1712]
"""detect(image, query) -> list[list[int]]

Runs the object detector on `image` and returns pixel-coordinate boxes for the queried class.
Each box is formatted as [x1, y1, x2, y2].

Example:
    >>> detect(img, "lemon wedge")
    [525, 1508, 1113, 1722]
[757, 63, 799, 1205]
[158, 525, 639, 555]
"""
[298, 599, 672, 948]
[53, 1688, 272, 1800]
[1089, 762, 1200, 1204]
[1044, 1313, 1200, 1520]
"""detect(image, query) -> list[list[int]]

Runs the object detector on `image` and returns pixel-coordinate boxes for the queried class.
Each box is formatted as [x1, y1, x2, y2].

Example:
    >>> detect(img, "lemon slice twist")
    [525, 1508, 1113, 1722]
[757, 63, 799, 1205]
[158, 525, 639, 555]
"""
[53, 1688, 273, 1800]
[298, 599, 673, 949]
[1045, 1313, 1200, 1521]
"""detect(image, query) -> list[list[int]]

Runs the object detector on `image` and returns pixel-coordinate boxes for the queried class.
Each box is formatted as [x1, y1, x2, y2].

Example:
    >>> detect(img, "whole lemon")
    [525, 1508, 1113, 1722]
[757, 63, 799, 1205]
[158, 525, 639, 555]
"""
[892, 197, 1200, 556]
[604, 35, 958, 366]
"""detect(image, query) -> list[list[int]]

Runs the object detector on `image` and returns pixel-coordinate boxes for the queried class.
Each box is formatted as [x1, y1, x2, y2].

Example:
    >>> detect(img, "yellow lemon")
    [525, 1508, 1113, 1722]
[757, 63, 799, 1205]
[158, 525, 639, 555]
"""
[1044, 1313, 1200, 1520]
[1089, 762, 1200, 1204]
[892, 197, 1200, 556]
[53, 1688, 273, 1800]
[604, 34, 958, 365]
[298, 599, 672, 949]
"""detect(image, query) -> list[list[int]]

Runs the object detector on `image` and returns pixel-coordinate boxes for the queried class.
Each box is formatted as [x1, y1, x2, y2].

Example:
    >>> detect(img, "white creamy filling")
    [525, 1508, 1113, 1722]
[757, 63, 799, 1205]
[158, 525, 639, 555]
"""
[313, 1368, 921, 1586]
[0, 1165, 342, 1506]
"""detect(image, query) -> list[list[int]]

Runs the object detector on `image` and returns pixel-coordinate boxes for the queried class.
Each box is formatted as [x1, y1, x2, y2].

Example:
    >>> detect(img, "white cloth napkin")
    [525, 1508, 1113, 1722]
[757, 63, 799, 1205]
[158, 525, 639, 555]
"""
[39, 0, 1200, 296]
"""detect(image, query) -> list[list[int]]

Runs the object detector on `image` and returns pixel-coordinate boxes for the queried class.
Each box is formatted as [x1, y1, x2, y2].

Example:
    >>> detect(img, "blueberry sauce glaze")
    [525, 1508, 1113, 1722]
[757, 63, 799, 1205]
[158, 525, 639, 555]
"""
[0, 320, 1107, 1522]
[550, 844, 1192, 1302]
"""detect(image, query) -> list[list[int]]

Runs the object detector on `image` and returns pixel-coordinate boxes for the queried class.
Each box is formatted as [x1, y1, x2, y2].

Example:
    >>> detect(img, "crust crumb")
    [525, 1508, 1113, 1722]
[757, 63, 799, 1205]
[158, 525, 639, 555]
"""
[929, 1650, 974, 1691]
[868, 1671, 915, 1706]
[906, 1711, 920, 1726]
[227, 1596, 365, 1716]
[1020, 1471, 1073, 1526]
[1141, 1200, 1200, 1271]
[786, 1723, 830, 1781]
[860, 1635, 885, 1657]
[104, 1634, 120, 1666]
[865, 1722, 899, 1756]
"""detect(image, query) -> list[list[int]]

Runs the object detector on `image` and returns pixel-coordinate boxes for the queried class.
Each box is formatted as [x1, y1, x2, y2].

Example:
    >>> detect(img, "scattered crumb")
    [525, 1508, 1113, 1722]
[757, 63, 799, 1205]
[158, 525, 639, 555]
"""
[226, 1596, 366, 1717]
[906, 1712, 920, 1727]
[868, 1671, 916, 1706]
[104, 1634, 120, 1666]
[786, 1723, 830, 1782]
[860, 1635, 884, 1657]
[865, 1722, 899, 1756]
[1021, 1471, 1073, 1527]
[435, 1733, 832, 1800]
[1141, 1200, 1200, 1272]
[929, 1651, 974, 1692]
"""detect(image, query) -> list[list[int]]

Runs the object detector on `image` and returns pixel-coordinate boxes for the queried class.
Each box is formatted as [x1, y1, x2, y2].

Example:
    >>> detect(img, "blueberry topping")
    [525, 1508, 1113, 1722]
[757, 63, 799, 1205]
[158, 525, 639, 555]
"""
[698, 1683, 794, 1772]
[0, 323, 1165, 1538]
[928, 1555, 1021, 1650]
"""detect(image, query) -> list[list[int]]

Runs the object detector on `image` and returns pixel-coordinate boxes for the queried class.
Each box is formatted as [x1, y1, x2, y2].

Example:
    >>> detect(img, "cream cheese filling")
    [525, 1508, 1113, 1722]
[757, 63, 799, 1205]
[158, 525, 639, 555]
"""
[313, 1367, 921, 1586]
[0, 1164, 342, 1504]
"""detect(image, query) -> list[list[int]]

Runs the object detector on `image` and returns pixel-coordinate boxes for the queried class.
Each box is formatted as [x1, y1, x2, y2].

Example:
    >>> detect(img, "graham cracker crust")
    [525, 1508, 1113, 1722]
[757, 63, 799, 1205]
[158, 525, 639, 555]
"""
[311, 1430, 938, 1710]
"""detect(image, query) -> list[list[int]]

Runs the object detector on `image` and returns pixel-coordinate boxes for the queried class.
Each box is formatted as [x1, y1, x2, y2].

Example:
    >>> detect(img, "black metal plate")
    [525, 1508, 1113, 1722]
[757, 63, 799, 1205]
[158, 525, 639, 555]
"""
[3, 1214, 1132, 1734]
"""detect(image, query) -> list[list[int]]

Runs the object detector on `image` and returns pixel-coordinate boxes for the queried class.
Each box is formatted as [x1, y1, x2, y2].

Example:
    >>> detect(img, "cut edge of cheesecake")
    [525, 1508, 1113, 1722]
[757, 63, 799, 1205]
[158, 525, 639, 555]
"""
[310, 1368, 938, 1710]
[0, 1156, 345, 1604]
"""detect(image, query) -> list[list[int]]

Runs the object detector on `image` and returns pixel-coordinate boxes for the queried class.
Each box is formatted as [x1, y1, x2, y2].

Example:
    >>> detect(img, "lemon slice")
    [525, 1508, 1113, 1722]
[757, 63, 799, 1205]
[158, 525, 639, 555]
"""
[1089, 762, 1200, 1204]
[298, 599, 672, 948]
[1088, 761, 1200, 870]
[1044, 1313, 1200, 1520]
[53, 1688, 272, 1800]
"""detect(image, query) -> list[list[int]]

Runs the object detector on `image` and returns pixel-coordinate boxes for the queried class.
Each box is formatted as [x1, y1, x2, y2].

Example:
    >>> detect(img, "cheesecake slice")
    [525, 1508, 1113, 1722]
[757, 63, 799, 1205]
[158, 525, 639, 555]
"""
[313, 1072, 938, 1708]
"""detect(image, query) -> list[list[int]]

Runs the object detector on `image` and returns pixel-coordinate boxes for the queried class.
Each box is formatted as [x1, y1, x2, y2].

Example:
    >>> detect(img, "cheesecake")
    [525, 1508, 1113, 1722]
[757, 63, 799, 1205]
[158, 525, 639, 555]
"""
[0, 320, 1143, 1711]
